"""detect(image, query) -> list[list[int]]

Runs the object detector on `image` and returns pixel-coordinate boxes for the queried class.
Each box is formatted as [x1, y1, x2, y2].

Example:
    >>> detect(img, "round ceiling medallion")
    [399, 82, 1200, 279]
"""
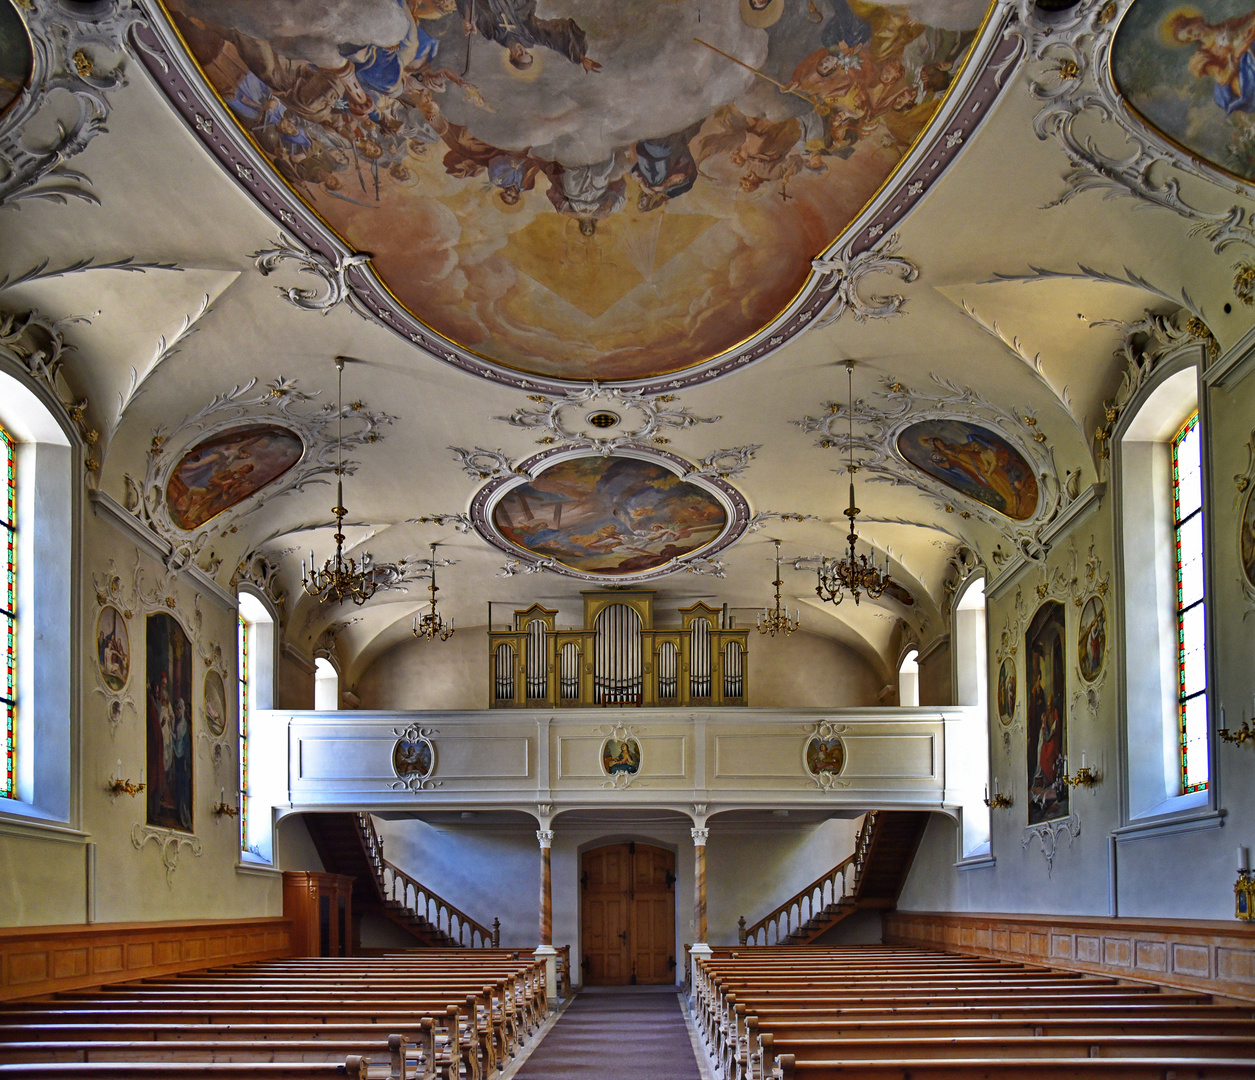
[471, 449, 749, 581]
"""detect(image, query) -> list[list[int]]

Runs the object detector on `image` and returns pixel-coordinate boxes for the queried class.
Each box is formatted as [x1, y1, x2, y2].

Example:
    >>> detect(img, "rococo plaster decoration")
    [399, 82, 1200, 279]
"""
[0, 308, 100, 476]
[1021, 812, 1081, 878]
[795, 375, 1063, 561]
[0, 0, 138, 209]
[803, 720, 850, 793]
[120, 0, 1026, 395]
[1009, 0, 1255, 279]
[745, 511, 820, 533]
[123, 376, 394, 576]
[407, 513, 474, 534]
[130, 823, 204, 886]
[388, 724, 439, 793]
[470, 445, 751, 583]
[496, 386, 720, 454]
[596, 723, 642, 791]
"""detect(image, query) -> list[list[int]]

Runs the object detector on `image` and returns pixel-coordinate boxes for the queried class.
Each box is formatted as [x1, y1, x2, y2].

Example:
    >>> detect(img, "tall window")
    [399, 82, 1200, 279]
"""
[1173, 413, 1208, 793]
[313, 657, 339, 710]
[237, 614, 249, 849]
[898, 648, 919, 708]
[2, 422, 14, 799]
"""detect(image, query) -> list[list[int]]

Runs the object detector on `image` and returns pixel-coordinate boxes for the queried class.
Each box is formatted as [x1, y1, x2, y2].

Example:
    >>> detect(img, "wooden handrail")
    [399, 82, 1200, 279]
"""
[738, 811, 878, 946]
[355, 812, 500, 948]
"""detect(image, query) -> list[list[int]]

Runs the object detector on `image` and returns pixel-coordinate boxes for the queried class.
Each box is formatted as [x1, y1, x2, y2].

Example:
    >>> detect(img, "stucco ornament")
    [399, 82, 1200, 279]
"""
[1234, 429, 1255, 613]
[597, 722, 642, 790]
[130, 823, 204, 887]
[1021, 813, 1081, 878]
[388, 724, 440, 793]
[803, 720, 850, 792]
[810, 234, 920, 329]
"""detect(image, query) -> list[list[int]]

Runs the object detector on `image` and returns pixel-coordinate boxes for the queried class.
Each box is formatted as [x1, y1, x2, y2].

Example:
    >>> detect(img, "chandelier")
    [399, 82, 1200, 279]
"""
[301, 357, 378, 606]
[412, 542, 454, 641]
[815, 361, 892, 607]
[757, 539, 800, 637]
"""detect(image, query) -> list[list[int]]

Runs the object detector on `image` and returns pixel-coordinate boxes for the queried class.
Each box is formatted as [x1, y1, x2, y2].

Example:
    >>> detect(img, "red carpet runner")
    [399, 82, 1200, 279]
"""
[512, 985, 703, 1079]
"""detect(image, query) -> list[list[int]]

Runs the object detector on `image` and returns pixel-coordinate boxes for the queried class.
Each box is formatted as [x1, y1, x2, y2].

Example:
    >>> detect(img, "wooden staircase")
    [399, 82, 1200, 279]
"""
[738, 810, 931, 946]
[303, 812, 499, 949]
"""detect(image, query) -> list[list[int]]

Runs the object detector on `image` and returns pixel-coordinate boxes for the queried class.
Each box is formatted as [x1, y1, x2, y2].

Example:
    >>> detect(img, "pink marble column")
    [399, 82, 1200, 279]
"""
[691, 827, 709, 944]
[537, 829, 553, 946]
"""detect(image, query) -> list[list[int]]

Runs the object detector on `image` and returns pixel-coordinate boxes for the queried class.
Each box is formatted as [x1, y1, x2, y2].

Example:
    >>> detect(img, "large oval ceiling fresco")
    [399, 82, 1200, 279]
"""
[486, 455, 730, 576]
[1112, 0, 1255, 184]
[161, 0, 992, 383]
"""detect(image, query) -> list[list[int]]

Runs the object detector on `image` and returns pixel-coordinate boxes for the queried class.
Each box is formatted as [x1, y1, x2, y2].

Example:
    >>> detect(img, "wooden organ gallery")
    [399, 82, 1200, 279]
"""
[488, 594, 750, 708]
[3, 0, 1255, 1076]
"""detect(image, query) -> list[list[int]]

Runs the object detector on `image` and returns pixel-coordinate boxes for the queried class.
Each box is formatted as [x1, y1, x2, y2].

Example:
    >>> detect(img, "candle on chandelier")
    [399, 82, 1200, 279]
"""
[1240, 846, 1251, 873]
[994, 777, 1000, 796]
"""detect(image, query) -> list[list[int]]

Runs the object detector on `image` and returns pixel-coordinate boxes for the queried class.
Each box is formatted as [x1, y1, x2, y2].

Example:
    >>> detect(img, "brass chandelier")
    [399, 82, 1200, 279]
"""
[815, 360, 892, 607]
[301, 357, 379, 606]
[412, 542, 454, 641]
[757, 539, 800, 637]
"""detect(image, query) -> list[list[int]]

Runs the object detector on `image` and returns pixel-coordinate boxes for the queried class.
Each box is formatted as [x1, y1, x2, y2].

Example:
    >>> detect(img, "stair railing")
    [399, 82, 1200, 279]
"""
[738, 811, 879, 946]
[355, 812, 500, 948]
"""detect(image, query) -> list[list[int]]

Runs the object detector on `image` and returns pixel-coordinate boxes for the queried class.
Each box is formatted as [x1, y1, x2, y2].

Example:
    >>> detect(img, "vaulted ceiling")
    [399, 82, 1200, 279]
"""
[1, 0, 1249, 688]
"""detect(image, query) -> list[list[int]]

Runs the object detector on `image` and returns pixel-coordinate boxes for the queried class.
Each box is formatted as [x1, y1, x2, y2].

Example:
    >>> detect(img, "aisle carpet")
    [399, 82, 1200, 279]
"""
[511, 985, 703, 1079]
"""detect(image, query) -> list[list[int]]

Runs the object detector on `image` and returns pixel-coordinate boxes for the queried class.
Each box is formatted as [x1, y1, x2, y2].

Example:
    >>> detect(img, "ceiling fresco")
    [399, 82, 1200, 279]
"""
[486, 455, 730, 576]
[159, 0, 992, 383]
[0, 0, 32, 121]
[1112, 0, 1255, 185]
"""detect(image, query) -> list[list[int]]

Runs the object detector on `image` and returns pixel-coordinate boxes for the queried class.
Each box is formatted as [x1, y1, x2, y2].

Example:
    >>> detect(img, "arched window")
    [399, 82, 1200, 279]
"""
[898, 647, 919, 708]
[313, 656, 339, 711]
[237, 591, 275, 860]
[1115, 353, 1214, 831]
[951, 575, 990, 861]
[0, 366, 74, 824]
[953, 578, 987, 713]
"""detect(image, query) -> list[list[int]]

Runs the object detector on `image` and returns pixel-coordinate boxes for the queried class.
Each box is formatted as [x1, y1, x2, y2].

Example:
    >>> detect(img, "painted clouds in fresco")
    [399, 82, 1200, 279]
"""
[168, 0, 986, 381]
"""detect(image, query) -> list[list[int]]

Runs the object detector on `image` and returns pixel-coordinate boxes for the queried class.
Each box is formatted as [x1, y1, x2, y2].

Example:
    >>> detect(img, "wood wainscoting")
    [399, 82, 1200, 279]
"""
[885, 910, 1255, 1003]
[0, 917, 292, 1001]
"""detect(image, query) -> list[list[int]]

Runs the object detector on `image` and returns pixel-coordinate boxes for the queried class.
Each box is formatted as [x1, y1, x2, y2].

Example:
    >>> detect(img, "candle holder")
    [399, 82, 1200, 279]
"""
[1063, 764, 1102, 789]
[1218, 720, 1255, 746]
[212, 800, 239, 819]
[106, 764, 145, 798]
[983, 791, 1013, 810]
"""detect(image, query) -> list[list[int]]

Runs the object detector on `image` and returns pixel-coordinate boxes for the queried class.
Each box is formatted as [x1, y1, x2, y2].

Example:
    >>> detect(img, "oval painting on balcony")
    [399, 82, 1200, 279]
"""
[165, 424, 304, 531]
[158, 0, 990, 383]
[1112, 0, 1255, 185]
[491, 456, 727, 575]
[0, 1, 33, 122]
[394, 735, 434, 780]
[897, 419, 1038, 521]
[805, 735, 845, 777]
[603, 737, 641, 777]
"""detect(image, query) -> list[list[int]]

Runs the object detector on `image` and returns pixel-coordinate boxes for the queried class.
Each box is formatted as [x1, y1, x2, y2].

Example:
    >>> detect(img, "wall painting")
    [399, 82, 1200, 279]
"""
[394, 734, 434, 780]
[1241, 484, 1255, 588]
[96, 605, 130, 692]
[0, 0, 32, 121]
[1077, 594, 1106, 684]
[146, 612, 194, 832]
[1026, 600, 1067, 825]
[1112, 0, 1255, 184]
[491, 456, 727, 575]
[159, 0, 989, 382]
[203, 668, 227, 737]
[996, 655, 1015, 726]
[165, 424, 304, 531]
[602, 737, 641, 776]
[805, 734, 846, 777]
[897, 419, 1039, 521]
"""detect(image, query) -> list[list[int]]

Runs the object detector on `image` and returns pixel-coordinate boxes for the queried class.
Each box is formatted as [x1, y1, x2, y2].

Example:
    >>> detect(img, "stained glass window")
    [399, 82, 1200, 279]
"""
[1173, 412, 1208, 794]
[238, 614, 248, 848]
[2, 423, 14, 799]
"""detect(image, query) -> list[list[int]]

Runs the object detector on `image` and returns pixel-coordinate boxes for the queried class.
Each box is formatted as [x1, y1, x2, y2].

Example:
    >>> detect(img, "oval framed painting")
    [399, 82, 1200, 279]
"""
[602, 737, 641, 777]
[1077, 594, 1107, 684]
[393, 734, 435, 780]
[96, 605, 130, 691]
[804, 734, 845, 778]
[1241, 484, 1255, 589]
[897, 419, 1039, 521]
[164, 423, 304, 531]
[997, 656, 1016, 727]
[0, 0, 33, 122]
[204, 668, 227, 738]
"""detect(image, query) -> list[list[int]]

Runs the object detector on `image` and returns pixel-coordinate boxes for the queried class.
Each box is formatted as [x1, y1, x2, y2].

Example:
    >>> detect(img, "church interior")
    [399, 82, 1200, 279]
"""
[3, 0, 1255, 1075]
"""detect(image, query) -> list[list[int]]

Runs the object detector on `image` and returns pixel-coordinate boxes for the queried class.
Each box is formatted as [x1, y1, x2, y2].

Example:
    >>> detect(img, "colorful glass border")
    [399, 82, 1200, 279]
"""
[1172, 412, 1207, 795]
[237, 614, 248, 849]
[2, 422, 13, 799]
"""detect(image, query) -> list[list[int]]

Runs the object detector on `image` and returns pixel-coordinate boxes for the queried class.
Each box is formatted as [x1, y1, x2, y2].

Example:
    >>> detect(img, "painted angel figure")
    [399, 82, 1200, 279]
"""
[1166, 8, 1255, 115]
[456, 0, 601, 72]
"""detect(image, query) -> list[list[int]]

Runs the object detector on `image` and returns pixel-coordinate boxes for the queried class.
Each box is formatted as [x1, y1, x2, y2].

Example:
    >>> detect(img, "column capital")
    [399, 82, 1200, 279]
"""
[536, 829, 554, 849]
[691, 827, 709, 846]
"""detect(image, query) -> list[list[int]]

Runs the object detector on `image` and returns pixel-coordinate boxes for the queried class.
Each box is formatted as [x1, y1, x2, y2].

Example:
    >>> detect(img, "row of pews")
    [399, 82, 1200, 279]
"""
[693, 945, 1255, 1079]
[0, 948, 551, 1079]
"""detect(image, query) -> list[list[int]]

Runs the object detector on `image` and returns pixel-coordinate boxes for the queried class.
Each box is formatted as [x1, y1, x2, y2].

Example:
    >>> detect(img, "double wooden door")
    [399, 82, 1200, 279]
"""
[580, 842, 675, 985]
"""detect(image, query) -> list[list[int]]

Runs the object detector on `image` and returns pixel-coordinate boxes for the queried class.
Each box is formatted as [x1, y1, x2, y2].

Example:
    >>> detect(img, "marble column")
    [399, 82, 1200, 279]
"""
[691, 827, 709, 945]
[534, 829, 558, 1008]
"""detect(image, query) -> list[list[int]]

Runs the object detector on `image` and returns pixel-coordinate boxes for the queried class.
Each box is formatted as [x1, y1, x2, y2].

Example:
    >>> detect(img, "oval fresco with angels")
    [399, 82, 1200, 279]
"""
[160, 0, 990, 382]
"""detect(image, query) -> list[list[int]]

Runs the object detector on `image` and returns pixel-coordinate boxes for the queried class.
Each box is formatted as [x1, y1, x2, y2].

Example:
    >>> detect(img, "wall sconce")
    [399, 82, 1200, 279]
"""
[1236, 847, 1253, 922]
[1219, 704, 1255, 747]
[107, 759, 145, 798]
[983, 779, 1013, 810]
[212, 787, 239, 819]
[1063, 752, 1102, 789]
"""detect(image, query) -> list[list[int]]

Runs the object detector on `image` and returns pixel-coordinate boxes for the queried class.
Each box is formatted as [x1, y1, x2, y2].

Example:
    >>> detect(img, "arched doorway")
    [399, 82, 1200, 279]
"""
[580, 842, 675, 985]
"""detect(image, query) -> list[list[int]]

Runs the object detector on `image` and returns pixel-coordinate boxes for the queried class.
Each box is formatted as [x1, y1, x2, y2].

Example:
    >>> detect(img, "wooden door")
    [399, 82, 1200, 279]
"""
[580, 843, 675, 985]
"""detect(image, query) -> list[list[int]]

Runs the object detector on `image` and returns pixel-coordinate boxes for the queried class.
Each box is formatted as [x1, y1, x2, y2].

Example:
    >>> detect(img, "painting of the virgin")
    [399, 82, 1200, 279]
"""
[602, 737, 641, 776]
[146, 613, 194, 832]
[165, 424, 303, 531]
[897, 420, 1039, 520]
[1112, 0, 1255, 184]
[1025, 600, 1068, 825]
